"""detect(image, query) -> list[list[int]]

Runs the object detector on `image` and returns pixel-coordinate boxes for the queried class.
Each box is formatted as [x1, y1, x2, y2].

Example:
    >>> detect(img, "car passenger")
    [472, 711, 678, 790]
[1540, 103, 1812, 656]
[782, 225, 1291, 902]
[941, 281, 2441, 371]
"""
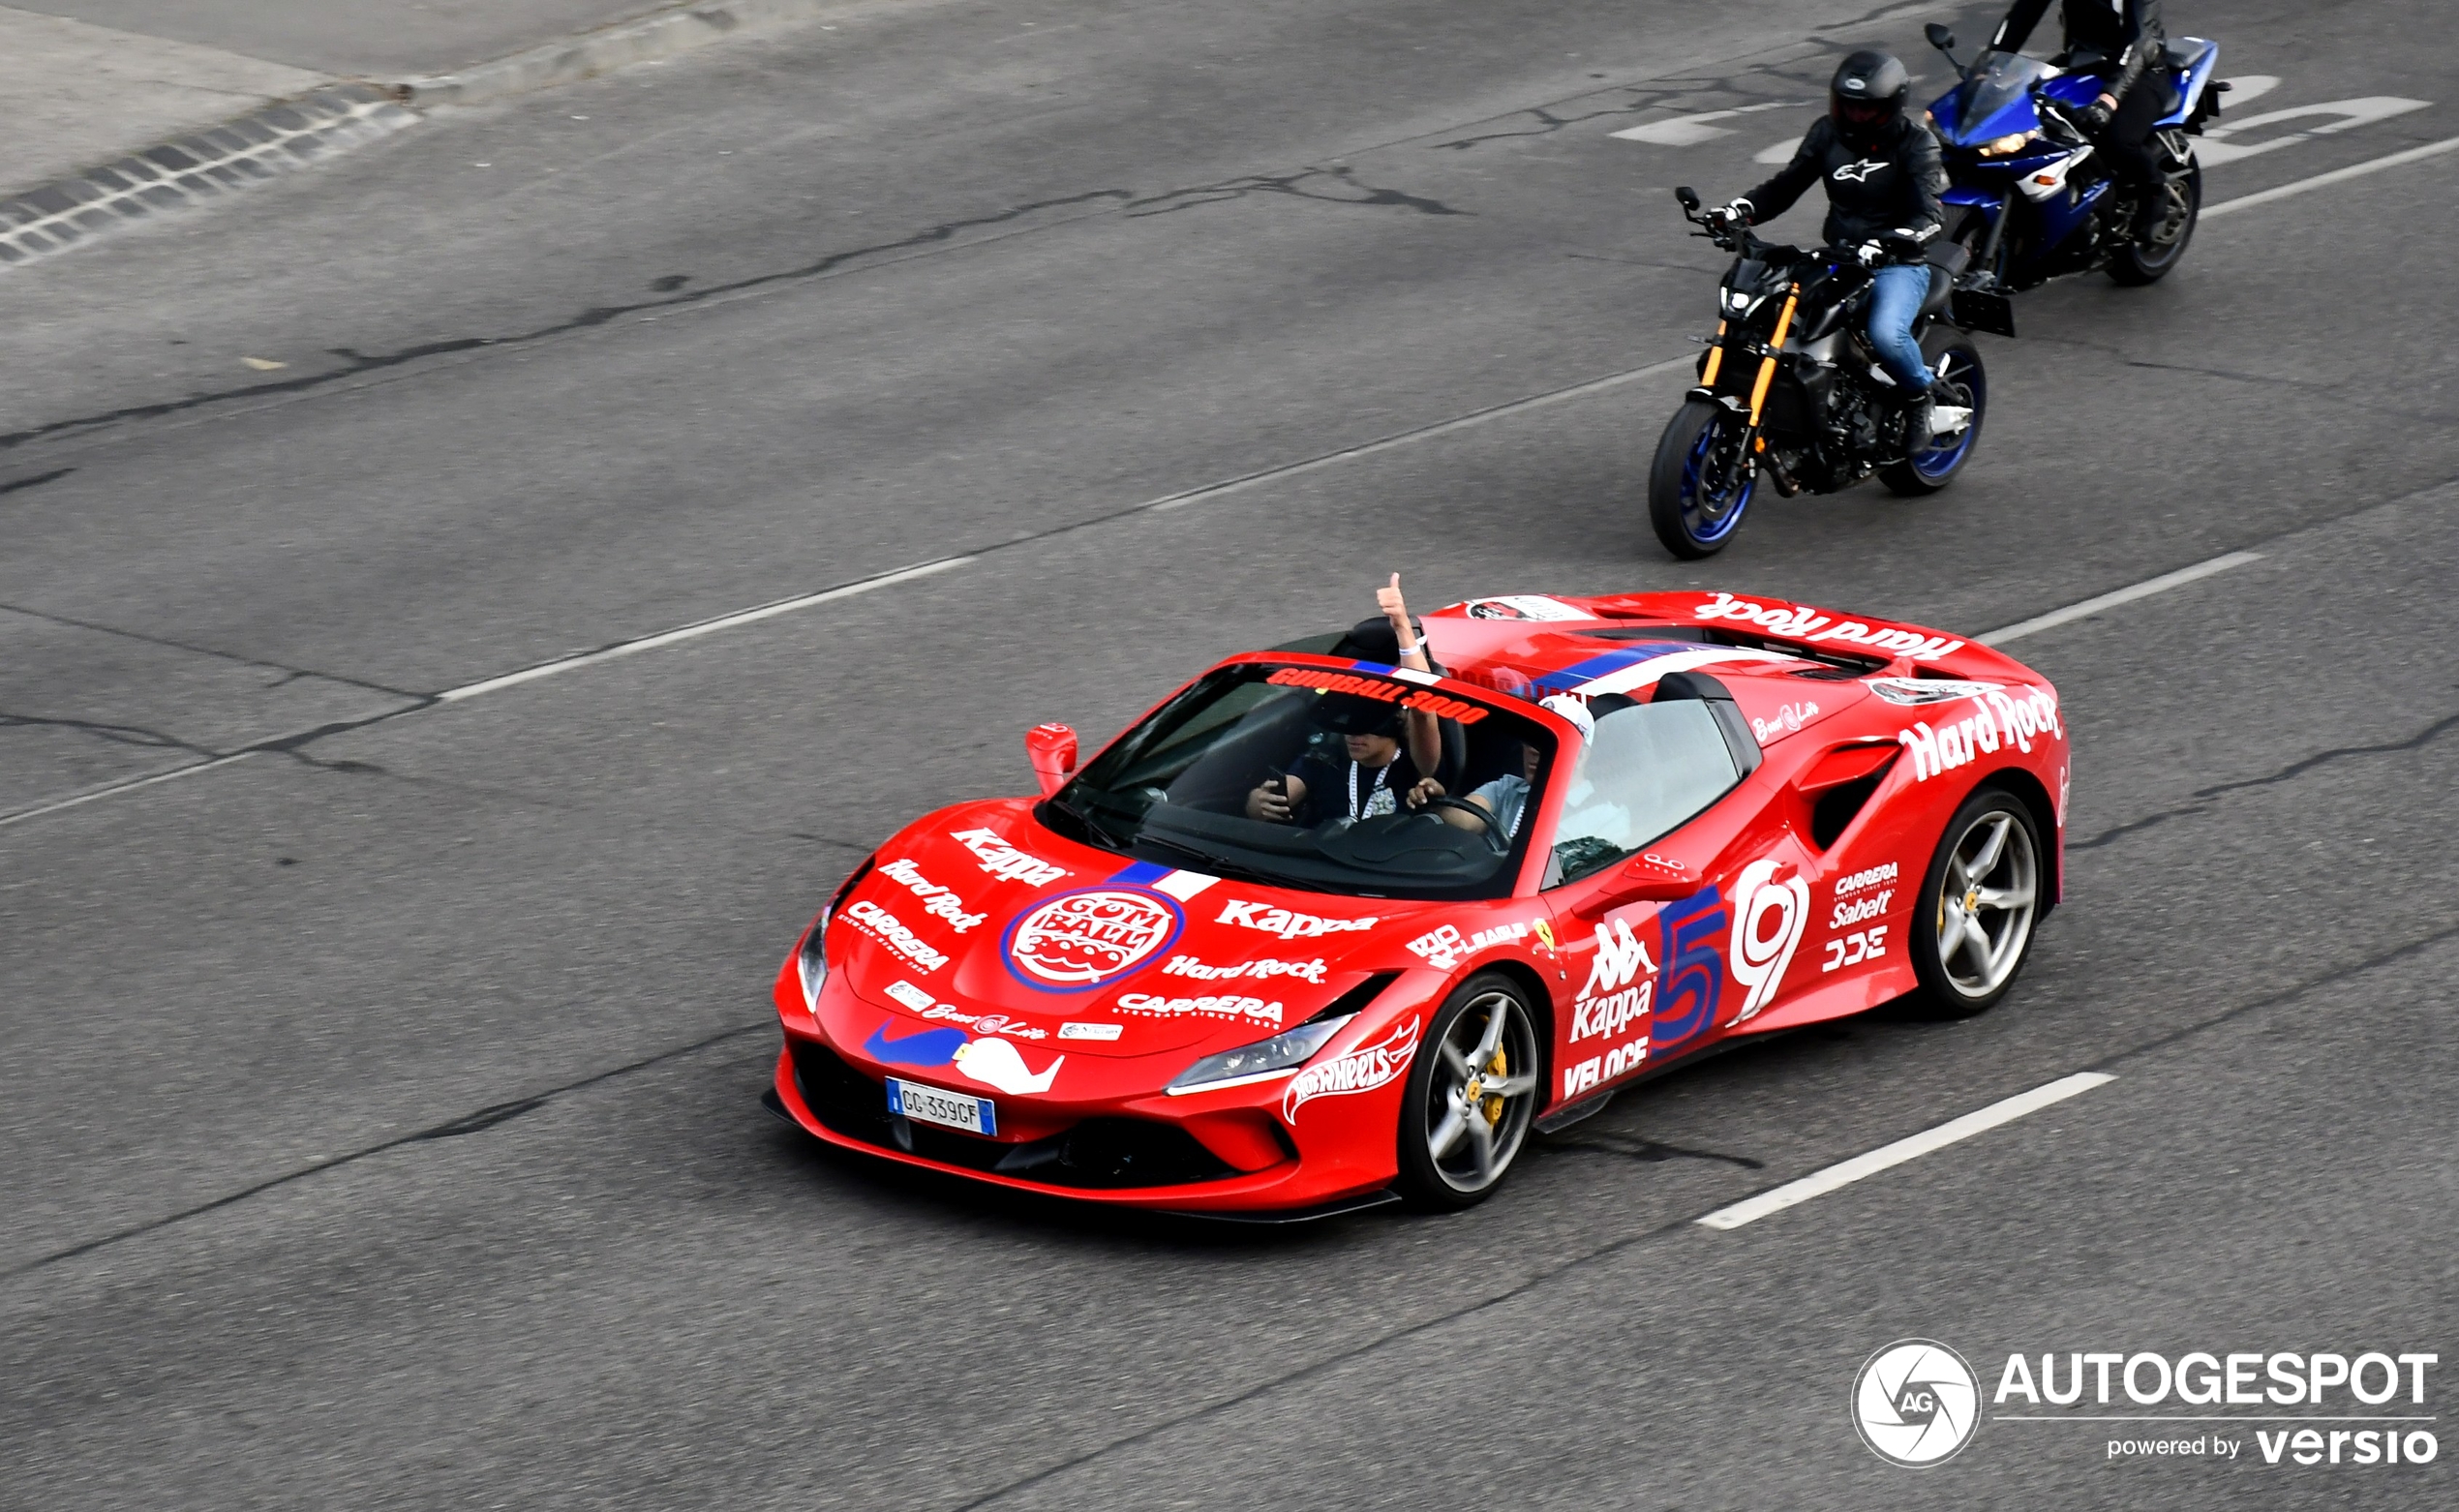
[1425, 694, 1592, 841]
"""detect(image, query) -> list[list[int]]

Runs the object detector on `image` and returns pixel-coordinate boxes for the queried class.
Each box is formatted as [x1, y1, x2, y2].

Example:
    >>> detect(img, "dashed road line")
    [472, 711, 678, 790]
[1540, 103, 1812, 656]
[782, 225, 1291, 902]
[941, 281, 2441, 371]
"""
[1695, 1072, 2115, 1230]
[1979, 550, 2262, 645]
[2203, 136, 2459, 219]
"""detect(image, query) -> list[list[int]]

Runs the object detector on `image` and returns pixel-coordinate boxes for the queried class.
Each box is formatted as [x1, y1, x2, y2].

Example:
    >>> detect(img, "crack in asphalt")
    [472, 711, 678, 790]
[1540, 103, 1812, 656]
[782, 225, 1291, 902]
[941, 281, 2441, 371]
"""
[1, 1021, 766, 1283]
[0, 466, 73, 497]
[2071, 707, 2459, 851]
[2026, 335, 2459, 426]
[1125, 166, 1465, 219]
[0, 597, 420, 699]
[0, 710, 220, 759]
[1429, 96, 1661, 152]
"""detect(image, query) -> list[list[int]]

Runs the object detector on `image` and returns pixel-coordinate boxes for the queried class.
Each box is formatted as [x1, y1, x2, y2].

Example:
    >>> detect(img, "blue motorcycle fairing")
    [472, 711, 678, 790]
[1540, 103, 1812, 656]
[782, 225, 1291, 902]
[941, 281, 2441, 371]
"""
[2153, 38, 2220, 128]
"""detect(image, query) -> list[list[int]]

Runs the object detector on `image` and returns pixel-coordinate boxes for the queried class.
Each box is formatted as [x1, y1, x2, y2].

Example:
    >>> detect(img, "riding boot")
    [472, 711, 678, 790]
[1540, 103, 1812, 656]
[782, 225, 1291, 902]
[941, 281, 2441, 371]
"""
[2130, 183, 2169, 242]
[1905, 387, 1937, 448]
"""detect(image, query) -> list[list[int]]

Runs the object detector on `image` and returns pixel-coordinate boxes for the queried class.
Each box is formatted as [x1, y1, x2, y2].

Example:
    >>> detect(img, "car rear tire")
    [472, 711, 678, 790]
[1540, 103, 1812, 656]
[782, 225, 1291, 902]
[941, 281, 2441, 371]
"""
[1395, 973, 1542, 1210]
[1904, 787, 2044, 1018]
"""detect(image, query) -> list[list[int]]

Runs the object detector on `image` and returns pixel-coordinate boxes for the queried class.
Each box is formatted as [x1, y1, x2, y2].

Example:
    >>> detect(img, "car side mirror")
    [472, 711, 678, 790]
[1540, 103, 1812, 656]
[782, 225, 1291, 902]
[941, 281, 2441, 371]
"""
[1674, 185, 1702, 211]
[1617, 852, 1704, 900]
[1025, 722, 1078, 797]
[1925, 23, 1956, 49]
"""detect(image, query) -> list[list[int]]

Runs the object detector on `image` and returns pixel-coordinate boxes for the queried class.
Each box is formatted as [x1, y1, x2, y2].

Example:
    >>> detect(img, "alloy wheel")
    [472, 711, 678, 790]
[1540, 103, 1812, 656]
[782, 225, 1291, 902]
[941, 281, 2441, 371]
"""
[1933, 808, 2039, 998]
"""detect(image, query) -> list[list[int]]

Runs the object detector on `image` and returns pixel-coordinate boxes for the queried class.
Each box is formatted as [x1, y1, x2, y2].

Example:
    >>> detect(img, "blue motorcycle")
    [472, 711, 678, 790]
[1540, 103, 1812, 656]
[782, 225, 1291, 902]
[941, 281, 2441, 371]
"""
[1921, 22, 2226, 334]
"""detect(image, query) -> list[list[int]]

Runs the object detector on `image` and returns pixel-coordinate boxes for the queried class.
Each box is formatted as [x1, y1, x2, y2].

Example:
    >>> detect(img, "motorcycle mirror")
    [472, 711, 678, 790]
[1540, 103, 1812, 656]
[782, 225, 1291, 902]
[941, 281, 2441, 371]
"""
[1025, 722, 1078, 797]
[1924, 22, 1955, 49]
[1674, 186, 1701, 212]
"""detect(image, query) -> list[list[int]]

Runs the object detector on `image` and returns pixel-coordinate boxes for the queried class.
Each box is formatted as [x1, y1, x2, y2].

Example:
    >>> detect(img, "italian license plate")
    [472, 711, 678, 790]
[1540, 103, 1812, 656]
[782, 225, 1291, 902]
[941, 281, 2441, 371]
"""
[887, 1077, 996, 1136]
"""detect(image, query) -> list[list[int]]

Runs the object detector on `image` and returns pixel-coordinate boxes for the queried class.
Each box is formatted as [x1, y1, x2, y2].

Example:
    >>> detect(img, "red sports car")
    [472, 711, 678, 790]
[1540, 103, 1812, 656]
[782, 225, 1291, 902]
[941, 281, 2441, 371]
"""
[767, 590, 2067, 1215]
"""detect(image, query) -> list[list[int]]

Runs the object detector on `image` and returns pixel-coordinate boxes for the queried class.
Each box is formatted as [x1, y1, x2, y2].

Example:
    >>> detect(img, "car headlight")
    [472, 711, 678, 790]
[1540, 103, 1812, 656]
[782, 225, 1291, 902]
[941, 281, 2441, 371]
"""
[1166, 1015, 1355, 1096]
[1978, 132, 2036, 157]
[796, 913, 829, 1012]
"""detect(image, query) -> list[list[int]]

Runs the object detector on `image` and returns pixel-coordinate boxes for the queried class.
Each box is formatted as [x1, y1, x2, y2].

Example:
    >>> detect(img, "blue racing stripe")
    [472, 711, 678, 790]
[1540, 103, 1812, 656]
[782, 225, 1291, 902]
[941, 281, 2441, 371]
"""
[1108, 861, 1175, 888]
[1531, 643, 1699, 694]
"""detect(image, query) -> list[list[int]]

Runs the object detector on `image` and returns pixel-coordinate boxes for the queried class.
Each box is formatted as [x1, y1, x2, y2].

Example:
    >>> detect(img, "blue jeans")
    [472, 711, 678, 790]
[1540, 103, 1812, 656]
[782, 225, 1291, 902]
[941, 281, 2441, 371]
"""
[1865, 263, 1933, 394]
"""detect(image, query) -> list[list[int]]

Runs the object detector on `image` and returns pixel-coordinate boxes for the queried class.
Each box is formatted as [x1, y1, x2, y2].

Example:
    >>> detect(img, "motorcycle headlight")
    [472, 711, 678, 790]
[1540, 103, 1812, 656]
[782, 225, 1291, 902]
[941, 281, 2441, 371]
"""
[1978, 132, 2036, 157]
[1166, 1014, 1355, 1095]
[796, 913, 830, 1012]
[1720, 287, 1764, 316]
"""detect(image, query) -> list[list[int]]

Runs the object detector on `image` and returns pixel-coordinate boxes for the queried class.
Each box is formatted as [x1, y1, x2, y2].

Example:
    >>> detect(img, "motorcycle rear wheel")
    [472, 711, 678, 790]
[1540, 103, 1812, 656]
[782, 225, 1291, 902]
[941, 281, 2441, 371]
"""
[2109, 162, 2201, 285]
[1878, 337, 1987, 497]
[1648, 398, 1757, 559]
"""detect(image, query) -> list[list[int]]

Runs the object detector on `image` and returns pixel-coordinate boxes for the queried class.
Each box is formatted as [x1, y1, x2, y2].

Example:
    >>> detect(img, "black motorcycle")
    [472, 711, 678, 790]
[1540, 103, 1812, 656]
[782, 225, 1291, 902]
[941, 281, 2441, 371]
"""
[1647, 187, 1988, 559]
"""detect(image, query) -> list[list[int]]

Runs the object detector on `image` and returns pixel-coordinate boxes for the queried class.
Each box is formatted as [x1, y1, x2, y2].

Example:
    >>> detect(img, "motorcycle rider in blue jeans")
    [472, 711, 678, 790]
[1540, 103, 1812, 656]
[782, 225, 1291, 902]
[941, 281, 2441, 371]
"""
[1703, 51, 1962, 445]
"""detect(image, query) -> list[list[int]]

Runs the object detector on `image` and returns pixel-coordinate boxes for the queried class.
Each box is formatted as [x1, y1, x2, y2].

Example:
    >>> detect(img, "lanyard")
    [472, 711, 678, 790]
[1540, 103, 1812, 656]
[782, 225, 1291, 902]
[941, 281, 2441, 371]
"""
[1348, 760, 1392, 820]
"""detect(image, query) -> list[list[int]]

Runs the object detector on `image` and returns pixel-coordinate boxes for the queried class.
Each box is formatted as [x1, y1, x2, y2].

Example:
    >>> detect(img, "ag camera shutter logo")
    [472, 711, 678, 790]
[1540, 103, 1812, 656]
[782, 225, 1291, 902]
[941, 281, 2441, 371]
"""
[1854, 1340, 1982, 1467]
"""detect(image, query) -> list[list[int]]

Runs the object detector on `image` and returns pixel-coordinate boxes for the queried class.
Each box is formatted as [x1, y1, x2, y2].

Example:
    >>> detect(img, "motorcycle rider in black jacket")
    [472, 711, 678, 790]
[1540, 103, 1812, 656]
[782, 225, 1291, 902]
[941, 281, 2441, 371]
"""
[1706, 51, 1960, 444]
[1991, 0, 2170, 236]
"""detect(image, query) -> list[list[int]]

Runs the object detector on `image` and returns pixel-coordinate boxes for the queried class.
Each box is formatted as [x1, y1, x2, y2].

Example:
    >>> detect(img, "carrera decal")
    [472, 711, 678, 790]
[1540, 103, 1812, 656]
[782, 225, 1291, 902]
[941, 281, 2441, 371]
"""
[1899, 685, 2063, 780]
[1282, 1016, 1420, 1123]
[1693, 591, 1965, 662]
[1005, 888, 1184, 991]
[1835, 862, 1898, 896]
[951, 827, 1070, 888]
[1115, 991, 1284, 1028]
[1727, 860, 1810, 1026]
[843, 900, 951, 974]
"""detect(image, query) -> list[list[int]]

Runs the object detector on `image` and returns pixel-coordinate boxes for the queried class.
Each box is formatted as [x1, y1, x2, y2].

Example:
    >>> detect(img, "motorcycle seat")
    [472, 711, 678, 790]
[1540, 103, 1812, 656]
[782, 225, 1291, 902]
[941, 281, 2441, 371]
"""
[1920, 242, 1969, 318]
[2157, 38, 2214, 116]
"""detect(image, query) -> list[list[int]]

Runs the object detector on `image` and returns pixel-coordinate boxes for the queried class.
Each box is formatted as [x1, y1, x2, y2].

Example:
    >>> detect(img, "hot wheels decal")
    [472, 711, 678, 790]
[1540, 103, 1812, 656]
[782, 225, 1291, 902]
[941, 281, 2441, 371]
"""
[1005, 888, 1184, 990]
[1728, 859, 1810, 1026]
[1281, 1016, 1420, 1123]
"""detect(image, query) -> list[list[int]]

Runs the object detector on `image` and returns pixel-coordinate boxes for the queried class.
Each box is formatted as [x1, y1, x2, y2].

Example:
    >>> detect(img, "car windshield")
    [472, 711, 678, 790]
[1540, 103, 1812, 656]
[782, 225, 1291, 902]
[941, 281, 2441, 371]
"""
[1041, 662, 1556, 900]
[1546, 699, 1746, 885]
[1959, 49, 2055, 130]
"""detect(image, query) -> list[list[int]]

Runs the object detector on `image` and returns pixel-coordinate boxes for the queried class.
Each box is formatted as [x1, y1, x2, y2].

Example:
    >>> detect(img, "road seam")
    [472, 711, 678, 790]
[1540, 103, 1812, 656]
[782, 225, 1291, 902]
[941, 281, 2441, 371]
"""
[2202, 136, 2459, 220]
[402, 0, 874, 107]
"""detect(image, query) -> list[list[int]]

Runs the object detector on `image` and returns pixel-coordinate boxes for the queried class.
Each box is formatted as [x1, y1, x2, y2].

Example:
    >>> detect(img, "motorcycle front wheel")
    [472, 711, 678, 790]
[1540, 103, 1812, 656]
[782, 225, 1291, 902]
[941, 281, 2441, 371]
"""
[2109, 161, 2201, 285]
[1648, 398, 1758, 559]
[1879, 337, 1988, 497]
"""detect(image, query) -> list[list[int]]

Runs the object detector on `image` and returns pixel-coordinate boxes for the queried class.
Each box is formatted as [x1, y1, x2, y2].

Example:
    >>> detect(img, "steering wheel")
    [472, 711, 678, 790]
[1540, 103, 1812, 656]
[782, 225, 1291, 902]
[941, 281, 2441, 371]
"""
[1416, 796, 1510, 857]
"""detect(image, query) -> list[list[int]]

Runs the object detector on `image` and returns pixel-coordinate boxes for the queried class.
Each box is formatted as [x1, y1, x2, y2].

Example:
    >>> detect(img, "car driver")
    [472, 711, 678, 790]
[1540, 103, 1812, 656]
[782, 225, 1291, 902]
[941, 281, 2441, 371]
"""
[1245, 693, 1439, 827]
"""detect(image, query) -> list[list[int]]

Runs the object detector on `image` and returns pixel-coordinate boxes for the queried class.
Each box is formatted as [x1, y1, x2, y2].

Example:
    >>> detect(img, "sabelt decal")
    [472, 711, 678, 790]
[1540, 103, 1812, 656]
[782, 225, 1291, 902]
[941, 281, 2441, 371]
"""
[877, 858, 987, 933]
[951, 827, 1070, 888]
[1406, 921, 1533, 971]
[1216, 898, 1379, 941]
[1160, 953, 1327, 985]
[1727, 860, 1811, 1026]
[1115, 991, 1284, 1028]
[1282, 1016, 1420, 1123]
[1899, 685, 2063, 781]
[843, 900, 950, 974]
[1693, 591, 1965, 662]
[1006, 888, 1183, 990]
[1830, 890, 1894, 928]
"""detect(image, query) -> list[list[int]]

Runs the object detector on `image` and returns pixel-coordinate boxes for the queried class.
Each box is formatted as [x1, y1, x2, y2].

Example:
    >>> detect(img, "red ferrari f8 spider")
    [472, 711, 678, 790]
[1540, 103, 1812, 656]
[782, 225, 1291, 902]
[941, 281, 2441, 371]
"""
[767, 590, 2067, 1215]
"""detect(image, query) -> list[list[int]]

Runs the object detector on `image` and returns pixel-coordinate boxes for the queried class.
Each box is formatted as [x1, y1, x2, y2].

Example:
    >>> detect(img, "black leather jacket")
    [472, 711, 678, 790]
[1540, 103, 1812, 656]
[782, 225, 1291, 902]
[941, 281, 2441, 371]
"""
[1738, 114, 1948, 259]
[1992, 0, 2167, 102]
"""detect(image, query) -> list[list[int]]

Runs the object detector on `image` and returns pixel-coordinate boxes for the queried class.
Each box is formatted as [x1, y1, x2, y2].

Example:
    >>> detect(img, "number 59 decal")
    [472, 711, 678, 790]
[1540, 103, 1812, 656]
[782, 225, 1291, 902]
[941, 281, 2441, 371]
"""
[1823, 925, 1889, 972]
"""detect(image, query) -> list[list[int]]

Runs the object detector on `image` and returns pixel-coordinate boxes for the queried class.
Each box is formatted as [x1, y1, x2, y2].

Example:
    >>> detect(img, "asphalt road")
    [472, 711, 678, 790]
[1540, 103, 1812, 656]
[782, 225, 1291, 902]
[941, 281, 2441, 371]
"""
[3, 0, 2453, 1506]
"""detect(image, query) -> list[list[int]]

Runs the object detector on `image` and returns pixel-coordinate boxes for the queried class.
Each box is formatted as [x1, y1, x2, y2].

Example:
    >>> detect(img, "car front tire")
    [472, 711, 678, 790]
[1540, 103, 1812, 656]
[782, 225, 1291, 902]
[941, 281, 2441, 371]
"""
[1394, 972, 1543, 1210]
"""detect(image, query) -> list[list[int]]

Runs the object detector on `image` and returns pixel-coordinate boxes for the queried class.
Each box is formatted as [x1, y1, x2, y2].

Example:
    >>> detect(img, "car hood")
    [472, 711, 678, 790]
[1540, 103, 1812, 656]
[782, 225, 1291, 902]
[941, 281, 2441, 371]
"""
[827, 800, 1441, 1059]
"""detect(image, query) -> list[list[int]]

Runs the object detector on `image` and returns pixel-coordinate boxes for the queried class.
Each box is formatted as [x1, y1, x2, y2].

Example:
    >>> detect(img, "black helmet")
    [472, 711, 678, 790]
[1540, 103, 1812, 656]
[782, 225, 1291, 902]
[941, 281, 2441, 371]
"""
[1829, 49, 1910, 150]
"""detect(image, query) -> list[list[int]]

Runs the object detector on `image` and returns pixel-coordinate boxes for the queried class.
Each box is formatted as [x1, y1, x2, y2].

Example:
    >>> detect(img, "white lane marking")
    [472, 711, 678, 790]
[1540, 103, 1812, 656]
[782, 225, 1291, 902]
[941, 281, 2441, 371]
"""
[1978, 551, 2262, 646]
[1609, 101, 1797, 146]
[0, 753, 258, 830]
[1146, 356, 1692, 511]
[435, 557, 976, 702]
[2196, 96, 2431, 166]
[1696, 1072, 2113, 1230]
[2204, 136, 2459, 219]
[1751, 138, 1797, 166]
[2222, 75, 2283, 109]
